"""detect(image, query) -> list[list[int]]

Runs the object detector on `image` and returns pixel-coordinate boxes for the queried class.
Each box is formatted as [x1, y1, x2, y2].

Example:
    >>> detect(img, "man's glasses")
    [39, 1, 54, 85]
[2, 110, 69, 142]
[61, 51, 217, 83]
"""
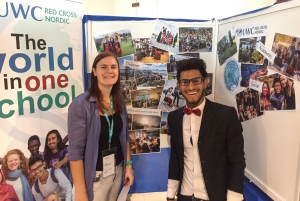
[179, 77, 205, 86]
[30, 164, 43, 174]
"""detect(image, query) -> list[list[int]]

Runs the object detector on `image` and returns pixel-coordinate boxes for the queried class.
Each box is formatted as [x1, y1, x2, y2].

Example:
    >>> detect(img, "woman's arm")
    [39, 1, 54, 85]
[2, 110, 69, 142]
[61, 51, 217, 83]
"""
[124, 141, 134, 187]
[71, 160, 88, 201]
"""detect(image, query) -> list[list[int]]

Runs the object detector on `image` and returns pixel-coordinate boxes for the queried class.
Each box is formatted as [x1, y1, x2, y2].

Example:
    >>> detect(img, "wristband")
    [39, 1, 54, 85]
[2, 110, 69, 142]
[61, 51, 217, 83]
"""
[126, 160, 132, 166]
[126, 164, 132, 169]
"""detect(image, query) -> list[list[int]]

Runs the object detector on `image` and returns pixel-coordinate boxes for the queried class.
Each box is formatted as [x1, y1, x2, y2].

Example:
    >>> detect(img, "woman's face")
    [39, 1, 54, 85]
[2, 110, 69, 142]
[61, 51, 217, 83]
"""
[262, 83, 269, 96]
[6, 154, 21, 172]
[93, 56, 119, 88]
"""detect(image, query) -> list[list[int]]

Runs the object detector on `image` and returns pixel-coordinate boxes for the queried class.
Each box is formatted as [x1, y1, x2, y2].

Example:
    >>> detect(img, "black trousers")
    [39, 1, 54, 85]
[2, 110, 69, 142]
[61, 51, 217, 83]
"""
[178, 194, 208, 201]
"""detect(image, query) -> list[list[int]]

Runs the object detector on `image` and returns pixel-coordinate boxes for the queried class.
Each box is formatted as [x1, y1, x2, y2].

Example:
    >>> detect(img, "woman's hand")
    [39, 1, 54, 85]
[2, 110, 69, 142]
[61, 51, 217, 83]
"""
[124, 166, 134, 187]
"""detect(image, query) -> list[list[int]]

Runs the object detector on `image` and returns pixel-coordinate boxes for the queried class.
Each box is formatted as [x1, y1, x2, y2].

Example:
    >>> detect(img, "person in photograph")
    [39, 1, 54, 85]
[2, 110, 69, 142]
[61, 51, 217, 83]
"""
[289, 50, 300, 70]
[44, 130, 70, 176]
[167, 58, 245, 201]
[173, 33, 178, 47]
[28, 135, 44, 160]
[68, 52, 134, 201]
[274, 49, 283, 68]
[288, 37, 296, 63]
[0, 169, 19, 201]
[157, 27, 164, 42]
[270, 78, 285, 110]
[237, 104, 245, 122]
[173, 86, 180, 108]
[164, 87, 174, 107]
[260, 81, 271, 111]
[29, 155, 72, 201]
[103, 38, 110, 53]
[280, 75, 295, 110]
[45, 191, 62, 201]
[1, 149, 34, 201]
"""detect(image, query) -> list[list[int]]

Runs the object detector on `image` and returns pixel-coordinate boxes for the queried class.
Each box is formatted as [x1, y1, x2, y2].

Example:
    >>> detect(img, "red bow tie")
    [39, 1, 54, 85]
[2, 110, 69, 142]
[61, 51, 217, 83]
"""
[183, 107, 201, 116]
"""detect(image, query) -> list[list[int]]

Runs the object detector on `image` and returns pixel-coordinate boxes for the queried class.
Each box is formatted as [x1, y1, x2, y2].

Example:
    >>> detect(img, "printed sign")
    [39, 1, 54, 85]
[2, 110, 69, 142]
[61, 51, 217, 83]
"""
[234, 23, 268, 38]
[249, 79, 263, 92]
[256, 41, 276, 62]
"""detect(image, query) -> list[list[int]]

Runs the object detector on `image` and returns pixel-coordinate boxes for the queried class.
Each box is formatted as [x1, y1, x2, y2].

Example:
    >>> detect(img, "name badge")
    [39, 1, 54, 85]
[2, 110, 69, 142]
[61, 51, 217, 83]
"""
[102, 147, 117, 178]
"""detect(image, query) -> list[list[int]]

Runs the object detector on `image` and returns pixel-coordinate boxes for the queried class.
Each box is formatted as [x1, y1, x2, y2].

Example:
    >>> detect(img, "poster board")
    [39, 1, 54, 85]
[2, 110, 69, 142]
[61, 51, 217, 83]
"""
[83, 15, 217, 193]
[216, 1, 300, 200]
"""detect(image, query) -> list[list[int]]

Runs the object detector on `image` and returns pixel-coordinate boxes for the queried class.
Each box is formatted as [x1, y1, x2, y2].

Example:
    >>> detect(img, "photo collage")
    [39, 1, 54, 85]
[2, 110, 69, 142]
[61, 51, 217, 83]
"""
[217, 27, 297, 123]
[93, 21, 214, 154]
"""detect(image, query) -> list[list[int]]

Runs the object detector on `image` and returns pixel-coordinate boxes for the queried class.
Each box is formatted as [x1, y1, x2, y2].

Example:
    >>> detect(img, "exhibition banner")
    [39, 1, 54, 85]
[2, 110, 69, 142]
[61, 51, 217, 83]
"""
[0, 0, 83, 157]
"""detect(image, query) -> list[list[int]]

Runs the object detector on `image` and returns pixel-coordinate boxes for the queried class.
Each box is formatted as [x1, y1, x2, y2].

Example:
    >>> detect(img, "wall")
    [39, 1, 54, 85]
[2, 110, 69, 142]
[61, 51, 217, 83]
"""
[83, 0, 276, 19]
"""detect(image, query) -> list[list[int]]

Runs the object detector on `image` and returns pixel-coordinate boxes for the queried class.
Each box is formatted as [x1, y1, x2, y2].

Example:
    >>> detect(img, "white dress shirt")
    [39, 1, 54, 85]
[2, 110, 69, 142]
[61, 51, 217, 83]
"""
[167, 99, 243, 201]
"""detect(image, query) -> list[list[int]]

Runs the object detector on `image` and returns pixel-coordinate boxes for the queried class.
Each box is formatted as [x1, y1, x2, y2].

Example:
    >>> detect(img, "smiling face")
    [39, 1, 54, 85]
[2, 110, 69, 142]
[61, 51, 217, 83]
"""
[47, 133, 59, 151]
[6, 154, 20, 172]
[262, 83, 269, 96]
[177, 69, 207, 108]
[30, 161, 45, 180]
[93, 56, 119, 90]
[28, 140, 40, 156]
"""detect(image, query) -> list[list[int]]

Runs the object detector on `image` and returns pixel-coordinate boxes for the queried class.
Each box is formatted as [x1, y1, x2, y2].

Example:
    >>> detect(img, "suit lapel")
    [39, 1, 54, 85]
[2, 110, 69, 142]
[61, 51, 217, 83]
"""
[199, 99, 215, 139]
[176, 107, 185, 159]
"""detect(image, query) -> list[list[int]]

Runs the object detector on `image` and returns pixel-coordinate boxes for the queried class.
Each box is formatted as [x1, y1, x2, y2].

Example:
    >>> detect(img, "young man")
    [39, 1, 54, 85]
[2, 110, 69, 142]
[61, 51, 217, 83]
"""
[44, 130, 69, 174]
[270, 78, 285, 110]
[167, 58, 245, 201]
[28, 135, 44, 159]
[29, 154, 72, 201]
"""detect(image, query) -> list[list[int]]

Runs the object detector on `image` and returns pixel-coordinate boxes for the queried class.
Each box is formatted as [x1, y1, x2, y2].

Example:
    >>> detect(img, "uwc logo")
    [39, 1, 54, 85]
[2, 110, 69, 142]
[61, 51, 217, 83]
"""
[235, 28, 254, 37]
[0, 2, 42, 21]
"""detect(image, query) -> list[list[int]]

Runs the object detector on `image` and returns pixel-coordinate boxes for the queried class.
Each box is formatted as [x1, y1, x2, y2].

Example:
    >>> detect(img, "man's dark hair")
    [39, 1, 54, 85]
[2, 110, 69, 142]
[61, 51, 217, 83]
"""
[28, 135, 41, 145]
[176, 58, 208, 81]
[44, 129, 64, 167]
[273, 78, 281, 88]
[29, 154, 44, 168]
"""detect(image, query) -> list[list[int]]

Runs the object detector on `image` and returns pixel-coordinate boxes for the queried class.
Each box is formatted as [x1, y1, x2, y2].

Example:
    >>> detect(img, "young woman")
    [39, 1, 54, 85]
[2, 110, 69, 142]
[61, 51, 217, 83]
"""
[260, 81, 271, 111]
[1, 149, 34, 201]
[68, 52, 134, 201]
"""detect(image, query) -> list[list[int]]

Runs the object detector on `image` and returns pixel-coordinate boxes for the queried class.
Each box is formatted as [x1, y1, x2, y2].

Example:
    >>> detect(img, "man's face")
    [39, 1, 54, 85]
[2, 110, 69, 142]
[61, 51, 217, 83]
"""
[30, 161, 45, 180]
[28, 140, 40, 156]
[238, 105, 243, 112]
[177, 69, 207, 108]
[47, 133, 59, 150]
[274, 82, 281, 94]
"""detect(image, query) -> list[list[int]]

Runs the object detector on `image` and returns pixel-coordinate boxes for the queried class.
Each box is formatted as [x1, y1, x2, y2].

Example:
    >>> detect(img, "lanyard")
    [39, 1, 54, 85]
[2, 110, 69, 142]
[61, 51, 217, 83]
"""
[103, 96, 114, 149]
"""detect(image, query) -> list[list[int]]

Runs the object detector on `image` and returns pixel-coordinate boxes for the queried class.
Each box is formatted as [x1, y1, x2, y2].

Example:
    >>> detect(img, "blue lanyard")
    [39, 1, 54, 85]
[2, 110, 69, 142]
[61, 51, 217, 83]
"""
[103, 96, 114, 149]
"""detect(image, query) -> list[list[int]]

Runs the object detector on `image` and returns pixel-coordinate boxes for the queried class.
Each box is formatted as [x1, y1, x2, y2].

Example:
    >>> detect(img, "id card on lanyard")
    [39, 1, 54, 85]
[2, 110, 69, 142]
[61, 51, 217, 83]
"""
[102, 96, 117, 178]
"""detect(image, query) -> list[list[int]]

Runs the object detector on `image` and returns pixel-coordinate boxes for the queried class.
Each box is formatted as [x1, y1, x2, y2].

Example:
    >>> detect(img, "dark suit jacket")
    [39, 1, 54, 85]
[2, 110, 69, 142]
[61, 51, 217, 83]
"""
[168, 99, 245, 201]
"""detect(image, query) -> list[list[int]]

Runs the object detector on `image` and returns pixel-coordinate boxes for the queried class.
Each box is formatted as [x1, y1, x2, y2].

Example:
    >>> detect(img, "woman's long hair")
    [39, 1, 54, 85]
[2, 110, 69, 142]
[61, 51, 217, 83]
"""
[44, 129, 64, 168]
[86, 52, 123, 114]
[1, 149, 30, 181]
[261, 81, 270, 99]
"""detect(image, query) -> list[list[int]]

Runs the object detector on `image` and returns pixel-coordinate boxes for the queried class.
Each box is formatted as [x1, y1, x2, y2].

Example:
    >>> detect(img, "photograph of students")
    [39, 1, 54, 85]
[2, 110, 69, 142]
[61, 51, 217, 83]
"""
[68, 52, 134, 201]
[1, 149, 34, 201]
[0, 169, 19, 201]
[29, 155, 72, 201]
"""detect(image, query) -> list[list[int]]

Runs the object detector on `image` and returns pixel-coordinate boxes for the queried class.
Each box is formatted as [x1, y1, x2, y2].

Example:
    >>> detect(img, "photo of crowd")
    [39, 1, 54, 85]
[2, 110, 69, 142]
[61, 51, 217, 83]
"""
[240, 60, 268, 87]
[135, 64, 167, 89]
[179, 27, 213, 52]
[94, 29, 135, 58]
[133, 38, 151, 52]
[270, 33, 300, 81]
[151, 20, 179, 53]
[167, 53, 200, 79]
[129, 129, 160, 155]
[0, 130, 72, 201]
[134, 47, 170, 64]
[258, 74, 296, 111]
[131, 87, 162, 109]
[238, 36, 266, 64]
[235, 88, 263, 122]
[217, 30, 237, 66]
